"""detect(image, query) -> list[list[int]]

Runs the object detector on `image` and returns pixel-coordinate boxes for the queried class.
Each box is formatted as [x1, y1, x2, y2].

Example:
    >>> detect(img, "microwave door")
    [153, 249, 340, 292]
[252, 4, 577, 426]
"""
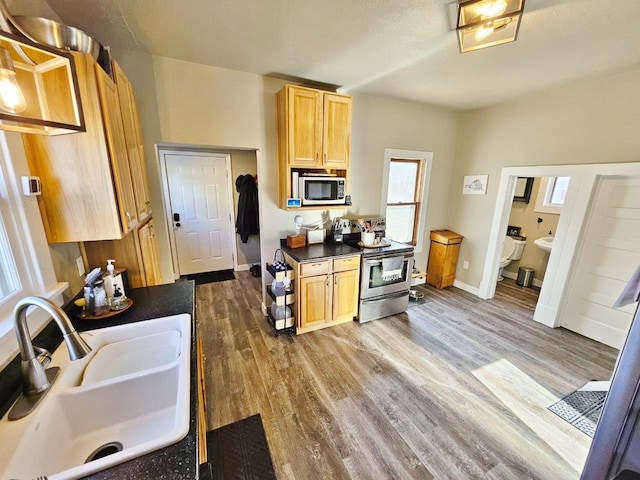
[306, 181, 334, 201]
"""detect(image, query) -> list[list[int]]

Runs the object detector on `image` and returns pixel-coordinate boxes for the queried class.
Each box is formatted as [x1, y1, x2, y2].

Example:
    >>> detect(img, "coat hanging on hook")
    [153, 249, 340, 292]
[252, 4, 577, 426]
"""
[235, 174, 259, 243]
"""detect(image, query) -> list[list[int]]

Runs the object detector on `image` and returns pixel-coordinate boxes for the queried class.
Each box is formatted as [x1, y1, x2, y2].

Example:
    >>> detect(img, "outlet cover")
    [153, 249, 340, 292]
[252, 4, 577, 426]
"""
[463, 260, 469, 269]
[76, 256, 85, 277]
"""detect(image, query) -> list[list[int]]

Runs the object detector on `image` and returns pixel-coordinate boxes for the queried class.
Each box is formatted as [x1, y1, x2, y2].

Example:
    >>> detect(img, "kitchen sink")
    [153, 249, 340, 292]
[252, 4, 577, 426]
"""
[0, 313, 191, 480]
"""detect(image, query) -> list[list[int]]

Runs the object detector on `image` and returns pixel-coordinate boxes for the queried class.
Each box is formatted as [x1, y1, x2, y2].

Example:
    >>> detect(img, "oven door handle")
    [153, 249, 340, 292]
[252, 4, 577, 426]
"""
[362, 291, 409, 303]
[364, 255, 413, 267]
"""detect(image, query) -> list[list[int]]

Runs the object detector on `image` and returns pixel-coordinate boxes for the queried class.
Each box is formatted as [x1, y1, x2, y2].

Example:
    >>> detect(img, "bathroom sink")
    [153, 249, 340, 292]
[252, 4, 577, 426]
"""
[534, 236, 554, 253]
[0, 313, 191, 480]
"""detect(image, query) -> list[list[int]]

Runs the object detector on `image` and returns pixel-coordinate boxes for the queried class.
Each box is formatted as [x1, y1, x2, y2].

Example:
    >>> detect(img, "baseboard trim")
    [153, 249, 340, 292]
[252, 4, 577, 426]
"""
[235, 263, 251, 272]
[453, 280, 479, 296]
[261, 302, 268, 316]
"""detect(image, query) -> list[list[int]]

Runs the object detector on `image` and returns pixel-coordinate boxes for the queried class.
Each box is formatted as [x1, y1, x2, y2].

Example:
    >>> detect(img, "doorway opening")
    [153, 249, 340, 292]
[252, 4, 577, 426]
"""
[158, 146, 261, 280]
[497, 176, 567, 306]
[480, 162, 640, 345]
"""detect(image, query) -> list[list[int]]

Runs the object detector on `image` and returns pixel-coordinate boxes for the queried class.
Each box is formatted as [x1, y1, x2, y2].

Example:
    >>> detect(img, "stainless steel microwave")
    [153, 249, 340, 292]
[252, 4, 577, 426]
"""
[297, 175, 346, 205]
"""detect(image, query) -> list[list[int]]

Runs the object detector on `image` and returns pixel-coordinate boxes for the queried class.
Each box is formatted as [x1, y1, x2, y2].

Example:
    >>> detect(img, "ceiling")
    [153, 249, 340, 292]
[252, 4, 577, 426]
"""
[35, 0, 640, 110]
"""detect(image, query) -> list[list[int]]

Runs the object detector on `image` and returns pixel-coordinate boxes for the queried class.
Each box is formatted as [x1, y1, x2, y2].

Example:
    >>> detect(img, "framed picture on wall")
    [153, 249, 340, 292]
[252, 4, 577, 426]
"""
[513, 177, 534, 203]
[462, 174, 488, 195]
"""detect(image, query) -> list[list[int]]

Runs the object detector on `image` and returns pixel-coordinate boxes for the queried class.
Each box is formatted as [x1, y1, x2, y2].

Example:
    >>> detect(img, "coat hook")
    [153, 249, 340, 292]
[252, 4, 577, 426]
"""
[537, 217, 543, 224]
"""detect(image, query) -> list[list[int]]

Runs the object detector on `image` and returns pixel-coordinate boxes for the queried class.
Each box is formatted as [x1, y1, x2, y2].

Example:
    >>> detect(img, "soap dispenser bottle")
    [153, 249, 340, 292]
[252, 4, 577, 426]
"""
[104, 259, 126, 300]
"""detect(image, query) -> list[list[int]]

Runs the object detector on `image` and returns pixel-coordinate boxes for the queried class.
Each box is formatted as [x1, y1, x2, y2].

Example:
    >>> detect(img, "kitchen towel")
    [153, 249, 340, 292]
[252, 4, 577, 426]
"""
[381, 256, 403, 281]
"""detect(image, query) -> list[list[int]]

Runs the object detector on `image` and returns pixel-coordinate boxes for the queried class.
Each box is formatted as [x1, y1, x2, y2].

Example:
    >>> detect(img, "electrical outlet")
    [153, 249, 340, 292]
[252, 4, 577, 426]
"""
[76, 256, 85, 277]
[463, 260, 469, 270]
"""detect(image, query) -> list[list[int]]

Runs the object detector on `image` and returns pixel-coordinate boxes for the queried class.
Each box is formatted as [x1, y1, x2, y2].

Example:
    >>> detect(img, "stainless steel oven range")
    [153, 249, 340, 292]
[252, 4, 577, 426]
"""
[343, 225, 414, 323]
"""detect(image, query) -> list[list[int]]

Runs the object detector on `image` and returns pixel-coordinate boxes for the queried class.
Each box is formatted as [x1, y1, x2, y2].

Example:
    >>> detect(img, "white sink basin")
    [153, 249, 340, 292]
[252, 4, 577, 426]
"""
[534, 236, 554, 253]
[0, 313, 191, 480]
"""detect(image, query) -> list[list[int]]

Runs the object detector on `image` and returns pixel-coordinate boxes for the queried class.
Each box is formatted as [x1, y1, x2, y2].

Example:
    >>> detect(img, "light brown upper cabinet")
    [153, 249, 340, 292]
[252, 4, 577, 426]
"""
[22, 52, 149, 243]
[112, 61, 152, 222]
[276, 84, 352, 210]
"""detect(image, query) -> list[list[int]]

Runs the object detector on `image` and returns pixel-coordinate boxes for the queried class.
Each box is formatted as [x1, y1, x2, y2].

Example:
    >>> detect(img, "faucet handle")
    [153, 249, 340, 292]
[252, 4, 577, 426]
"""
[33, 346, 52, 369]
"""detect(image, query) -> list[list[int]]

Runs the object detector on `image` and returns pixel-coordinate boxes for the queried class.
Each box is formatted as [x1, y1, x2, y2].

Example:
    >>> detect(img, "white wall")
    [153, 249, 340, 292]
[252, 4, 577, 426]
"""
[350, 94, 461, 270]
[150, 57, 462, 290]
[449, 68, 640, 289]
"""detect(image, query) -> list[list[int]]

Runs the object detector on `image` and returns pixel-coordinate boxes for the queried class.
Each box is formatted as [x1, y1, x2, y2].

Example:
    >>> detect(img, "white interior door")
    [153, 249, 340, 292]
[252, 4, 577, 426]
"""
[165, 152, 234, 275]
[562, 177, 640, 348]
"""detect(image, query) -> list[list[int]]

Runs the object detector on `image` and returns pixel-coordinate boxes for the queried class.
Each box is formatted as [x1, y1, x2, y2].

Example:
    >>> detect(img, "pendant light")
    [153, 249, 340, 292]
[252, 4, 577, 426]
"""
[0, 46, 26, 113]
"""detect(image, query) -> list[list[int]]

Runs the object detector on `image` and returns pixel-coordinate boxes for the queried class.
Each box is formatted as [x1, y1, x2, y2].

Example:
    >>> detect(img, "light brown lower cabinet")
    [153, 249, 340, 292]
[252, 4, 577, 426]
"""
[82, 217, 161, 288]
[293, 255, 360, 334]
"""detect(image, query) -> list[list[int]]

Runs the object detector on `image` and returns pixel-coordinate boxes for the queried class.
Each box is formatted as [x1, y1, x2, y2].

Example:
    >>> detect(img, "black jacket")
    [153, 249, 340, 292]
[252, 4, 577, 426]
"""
[235, 174, 259, 243]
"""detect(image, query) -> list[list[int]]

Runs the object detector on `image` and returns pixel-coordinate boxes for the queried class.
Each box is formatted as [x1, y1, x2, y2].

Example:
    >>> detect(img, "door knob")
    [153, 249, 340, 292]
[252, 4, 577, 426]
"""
[173, 213, 181, 228]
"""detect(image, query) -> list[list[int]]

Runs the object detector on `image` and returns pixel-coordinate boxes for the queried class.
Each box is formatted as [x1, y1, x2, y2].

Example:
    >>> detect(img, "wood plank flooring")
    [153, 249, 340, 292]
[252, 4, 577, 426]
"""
[197, 273, 618, 479]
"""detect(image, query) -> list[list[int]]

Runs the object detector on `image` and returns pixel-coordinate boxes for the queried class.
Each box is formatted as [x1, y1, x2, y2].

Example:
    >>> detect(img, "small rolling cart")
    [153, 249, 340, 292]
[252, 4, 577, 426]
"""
[265, 249, 295, 336]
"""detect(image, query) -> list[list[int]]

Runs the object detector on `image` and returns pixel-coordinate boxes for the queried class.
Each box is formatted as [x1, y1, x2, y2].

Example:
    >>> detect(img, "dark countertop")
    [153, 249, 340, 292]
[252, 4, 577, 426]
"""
[280, 241, 361, 262]
[0, 281, 198, 480]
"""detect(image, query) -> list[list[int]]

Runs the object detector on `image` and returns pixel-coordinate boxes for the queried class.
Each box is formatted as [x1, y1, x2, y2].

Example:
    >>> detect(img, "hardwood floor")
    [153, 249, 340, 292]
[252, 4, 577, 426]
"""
[197, 272, 618, 479]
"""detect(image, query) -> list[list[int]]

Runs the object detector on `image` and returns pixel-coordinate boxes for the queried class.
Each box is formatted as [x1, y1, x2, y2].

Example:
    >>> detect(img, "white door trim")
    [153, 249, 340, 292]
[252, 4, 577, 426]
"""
[158, 149, 238, 279]
[479, 162, 640, 329]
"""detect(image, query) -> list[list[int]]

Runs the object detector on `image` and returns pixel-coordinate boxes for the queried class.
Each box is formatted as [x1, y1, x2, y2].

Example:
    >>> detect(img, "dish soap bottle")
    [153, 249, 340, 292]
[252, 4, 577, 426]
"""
[103, 259, 126, 301]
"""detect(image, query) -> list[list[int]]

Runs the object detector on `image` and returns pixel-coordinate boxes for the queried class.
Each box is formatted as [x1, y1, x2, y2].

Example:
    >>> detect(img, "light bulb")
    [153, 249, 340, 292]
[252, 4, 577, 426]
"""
[0, 48, 26, 114]
[474, 23, 495, 42]
[481, 0, 508, 18]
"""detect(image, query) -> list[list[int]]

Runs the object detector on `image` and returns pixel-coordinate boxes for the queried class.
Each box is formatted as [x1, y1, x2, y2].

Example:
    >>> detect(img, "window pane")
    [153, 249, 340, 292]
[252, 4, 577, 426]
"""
[386, 204, 416, 243]
[550, 176, 570, 205]
[0, 212, 18, 301]
[387, 161, 418, 203]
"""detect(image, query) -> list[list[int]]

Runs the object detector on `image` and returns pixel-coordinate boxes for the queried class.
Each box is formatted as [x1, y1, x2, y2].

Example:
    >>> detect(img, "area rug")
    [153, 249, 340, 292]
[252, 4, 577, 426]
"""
[207, 413, 277, 480]
[184, 269, 235, 285]
[548, 388, 607, 437]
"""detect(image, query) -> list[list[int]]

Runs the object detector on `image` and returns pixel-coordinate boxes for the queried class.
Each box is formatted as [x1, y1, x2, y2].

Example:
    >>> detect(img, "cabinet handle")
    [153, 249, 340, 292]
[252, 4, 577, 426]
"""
[126, 211, 132, 226]
[326, 277, 329, 286]
[316, 152, 319, 162]
[324, 153, 327, 163]
[334, 276, 337, 285]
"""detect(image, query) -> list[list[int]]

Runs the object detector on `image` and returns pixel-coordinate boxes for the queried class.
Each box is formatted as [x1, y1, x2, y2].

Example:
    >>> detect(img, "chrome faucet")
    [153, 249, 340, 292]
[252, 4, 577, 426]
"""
[9, 296, 92, 420]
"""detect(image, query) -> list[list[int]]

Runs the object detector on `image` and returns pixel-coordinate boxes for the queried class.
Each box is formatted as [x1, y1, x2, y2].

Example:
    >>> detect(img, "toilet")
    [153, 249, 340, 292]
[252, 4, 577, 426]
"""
[498, 235, 527, 281]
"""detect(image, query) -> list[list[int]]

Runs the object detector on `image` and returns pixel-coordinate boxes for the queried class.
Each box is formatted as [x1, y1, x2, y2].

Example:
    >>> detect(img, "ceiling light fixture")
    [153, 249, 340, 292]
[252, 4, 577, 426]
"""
[457, 0, 525, 53]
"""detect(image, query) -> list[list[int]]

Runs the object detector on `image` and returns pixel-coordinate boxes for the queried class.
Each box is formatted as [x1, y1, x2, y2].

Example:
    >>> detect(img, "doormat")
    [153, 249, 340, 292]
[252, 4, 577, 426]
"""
[184, 269, 235, 285]
[207, 413, 277, 480]
[548, 388, 607, 437]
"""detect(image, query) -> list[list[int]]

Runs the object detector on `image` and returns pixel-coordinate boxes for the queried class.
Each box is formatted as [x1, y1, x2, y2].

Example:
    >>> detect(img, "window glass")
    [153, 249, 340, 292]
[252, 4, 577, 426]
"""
[549, 176, 570, 205]
[385, 158, 425, 245]
[0, 185, 19, 304]
[387, 161, 418, 203]
[386, 204, 416, 243]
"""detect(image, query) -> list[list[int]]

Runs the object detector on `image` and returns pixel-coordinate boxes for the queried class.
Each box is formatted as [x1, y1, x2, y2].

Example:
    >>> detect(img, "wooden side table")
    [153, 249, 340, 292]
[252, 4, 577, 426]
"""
[427, 230, 464, 289]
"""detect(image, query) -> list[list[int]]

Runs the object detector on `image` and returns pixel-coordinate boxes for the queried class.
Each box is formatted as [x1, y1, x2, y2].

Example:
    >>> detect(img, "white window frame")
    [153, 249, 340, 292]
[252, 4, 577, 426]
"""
[380, 149, 433, 253]
[534, 176, 569, 215]
[0, 132, 67, 368]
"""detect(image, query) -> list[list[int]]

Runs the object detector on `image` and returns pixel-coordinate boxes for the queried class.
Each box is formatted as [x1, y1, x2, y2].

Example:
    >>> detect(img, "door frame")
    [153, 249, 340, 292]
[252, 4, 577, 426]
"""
[158, 148, 238, 279]
[479, 162, 640, 329]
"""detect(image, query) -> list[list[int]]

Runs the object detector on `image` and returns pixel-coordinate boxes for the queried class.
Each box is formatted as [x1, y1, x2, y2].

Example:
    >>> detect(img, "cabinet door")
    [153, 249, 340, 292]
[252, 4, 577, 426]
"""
[113, 61, 152, 222]
[95, 65, 138, 233]
[22, 53, 124, 242]
[138, 219, 161, 286]
[288, 86, 322, 167]
[322, 93, 352, 168]
[299, 275, 331, 329]
[332, 269, 360, 324]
